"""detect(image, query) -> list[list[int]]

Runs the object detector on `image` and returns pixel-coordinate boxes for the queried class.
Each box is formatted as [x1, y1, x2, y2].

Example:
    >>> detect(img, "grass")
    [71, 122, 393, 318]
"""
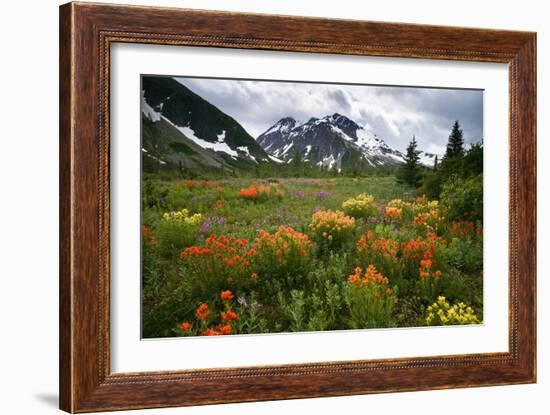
[141, 176, 483, 338]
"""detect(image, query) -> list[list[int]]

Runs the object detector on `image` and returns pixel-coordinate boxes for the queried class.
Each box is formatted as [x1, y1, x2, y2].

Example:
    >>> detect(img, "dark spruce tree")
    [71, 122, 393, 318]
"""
[397, 136, 422, 187]
[290, 150, 304, 177]
[445, 120, 465, 159]
[440, 120, 465, 177]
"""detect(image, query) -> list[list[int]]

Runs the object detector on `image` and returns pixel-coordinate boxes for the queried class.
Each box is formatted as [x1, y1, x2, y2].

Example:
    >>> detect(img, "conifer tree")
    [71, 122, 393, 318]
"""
[290, 150, 304, 177]
[397, 135, 422, 187]
[445, 120, 464, 159]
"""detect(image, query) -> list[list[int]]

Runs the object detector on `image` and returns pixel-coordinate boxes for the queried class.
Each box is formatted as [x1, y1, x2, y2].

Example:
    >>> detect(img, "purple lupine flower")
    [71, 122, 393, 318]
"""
[315, 191, 331, 199]
[199, 218, 212, 234]
[199, 216, 226, 235]
[237, 296, 248, 307]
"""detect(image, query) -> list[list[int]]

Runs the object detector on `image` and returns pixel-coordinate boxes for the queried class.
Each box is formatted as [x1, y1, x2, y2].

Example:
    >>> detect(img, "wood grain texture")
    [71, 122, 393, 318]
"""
[59, 2, 537, 412]
[59, 3, 73, 411]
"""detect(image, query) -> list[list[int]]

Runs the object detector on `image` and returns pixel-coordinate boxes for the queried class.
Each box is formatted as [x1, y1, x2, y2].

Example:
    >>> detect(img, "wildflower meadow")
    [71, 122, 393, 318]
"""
[141, 175, 483, 338]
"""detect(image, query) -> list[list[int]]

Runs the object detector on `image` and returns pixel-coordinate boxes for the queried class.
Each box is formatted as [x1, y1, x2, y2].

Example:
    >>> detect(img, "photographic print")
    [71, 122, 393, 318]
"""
[140, 75, 484, 338]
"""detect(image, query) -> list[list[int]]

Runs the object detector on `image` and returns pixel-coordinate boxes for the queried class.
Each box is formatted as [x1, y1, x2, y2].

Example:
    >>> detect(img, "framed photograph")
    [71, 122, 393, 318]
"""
[59, 2, 536, 412]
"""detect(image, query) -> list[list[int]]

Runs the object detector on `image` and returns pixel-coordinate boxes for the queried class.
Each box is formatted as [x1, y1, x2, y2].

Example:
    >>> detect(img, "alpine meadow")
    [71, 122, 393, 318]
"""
[140, 75, 484, 338]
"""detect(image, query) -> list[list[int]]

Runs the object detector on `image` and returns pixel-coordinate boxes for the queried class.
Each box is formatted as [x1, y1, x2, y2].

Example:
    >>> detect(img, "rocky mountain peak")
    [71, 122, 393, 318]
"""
[257, 113, 406, 170]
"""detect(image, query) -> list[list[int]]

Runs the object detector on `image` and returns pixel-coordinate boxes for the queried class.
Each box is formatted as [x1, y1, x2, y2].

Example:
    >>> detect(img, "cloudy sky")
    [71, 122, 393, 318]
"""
[175, 76, 483, 155]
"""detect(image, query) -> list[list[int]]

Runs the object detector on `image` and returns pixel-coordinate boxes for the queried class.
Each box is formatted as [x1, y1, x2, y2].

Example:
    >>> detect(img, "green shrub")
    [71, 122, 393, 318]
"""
[342, 193, 378, 219]
[309, 209, 356, 252]
[252, 226, 314, 295]
[154, 208, 202, 258]
[179, 234, 256, 301]
[440, 174, 483, 222]
[276, 281, 345, 332]
[344, 265, 395, 329]
[142, 180, 169, 210]
[420, 170, 443, 200]
[234, 292, 270, 334]
[445, 236, 483, 273]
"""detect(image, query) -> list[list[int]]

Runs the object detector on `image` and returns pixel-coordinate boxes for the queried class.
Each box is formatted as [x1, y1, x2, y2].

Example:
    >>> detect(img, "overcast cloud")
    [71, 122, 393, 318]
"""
[175, 77, 483, 154]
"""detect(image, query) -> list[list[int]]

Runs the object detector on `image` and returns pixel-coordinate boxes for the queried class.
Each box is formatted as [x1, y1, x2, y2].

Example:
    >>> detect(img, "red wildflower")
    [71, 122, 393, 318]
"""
[220, 290, 234, 302]
[419, 270, 430, 279]
[217, 324, 232, 335]
[179, 321, 192, 332]
[203, 328, 219, 336]
[220, 309, 239, 321]
[195, 303, 209, 320]
[420, 259, 433, 269]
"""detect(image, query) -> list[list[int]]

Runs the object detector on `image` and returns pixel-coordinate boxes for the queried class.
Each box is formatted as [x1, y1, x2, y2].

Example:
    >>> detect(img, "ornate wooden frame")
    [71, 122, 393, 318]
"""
[59, 2, 536, 412]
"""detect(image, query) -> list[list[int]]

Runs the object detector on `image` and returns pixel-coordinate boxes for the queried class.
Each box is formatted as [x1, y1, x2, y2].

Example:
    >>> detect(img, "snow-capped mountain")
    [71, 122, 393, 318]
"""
[141, 77, 439, 174]
[257, 113, 406, 170]
[141, 76, 269, 173]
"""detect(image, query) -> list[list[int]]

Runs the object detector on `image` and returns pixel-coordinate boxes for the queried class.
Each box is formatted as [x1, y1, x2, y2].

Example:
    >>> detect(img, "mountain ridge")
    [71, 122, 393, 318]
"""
[141, 76, 440, 174]
[141, 76, 269, 174]
[257, 113, 410, 171]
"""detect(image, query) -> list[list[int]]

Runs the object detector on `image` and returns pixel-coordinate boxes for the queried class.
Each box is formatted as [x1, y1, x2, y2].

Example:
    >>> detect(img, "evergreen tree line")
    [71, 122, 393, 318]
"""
[146, 146, 399, 180]
[396, 121, 483, 221]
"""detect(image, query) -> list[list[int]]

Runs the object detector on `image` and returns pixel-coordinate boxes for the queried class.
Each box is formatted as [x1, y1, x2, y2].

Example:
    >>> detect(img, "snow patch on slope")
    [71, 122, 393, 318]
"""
[330, 125, 354, 142]
[161, 116, 239, 158]
[355, 128, 380, 149]
[141, 91, 161, 122]
[145, 153, 166, 165]
[268, 155, 284, 163]
[236, 146, 258, 163]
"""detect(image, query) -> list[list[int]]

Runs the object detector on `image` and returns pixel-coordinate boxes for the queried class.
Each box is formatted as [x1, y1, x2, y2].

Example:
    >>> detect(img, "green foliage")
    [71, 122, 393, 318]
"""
[440, 175, 483, 222]
[276, 281, 346, 332]
[234, 293, 270, 334]
[445, 235, 483, 273]
[154, 209, 202, 258]
[420, 170, 443, 200]
[419, 120, 482, 201]
[141, 240, 191, 337]
[445, 120, 465, 159]
[439, 267, 483, 313]
[397, 136, 422, 187]
[462, 142, 483, 177]
[141, 175, 483, 337]
[277, 290, 307, 331]
[251, 227, 314, 300]
[142, 179, 169, 210]
[179, 234, 255, 302]
[344, 282, 395, 329]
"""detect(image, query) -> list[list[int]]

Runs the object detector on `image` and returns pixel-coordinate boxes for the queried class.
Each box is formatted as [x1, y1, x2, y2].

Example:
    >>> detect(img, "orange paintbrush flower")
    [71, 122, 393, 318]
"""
[179, 321, 192, 332]
[220, 309, 239, 321]
[195, 303, 209, 320]
[220, 290, 234, 302]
